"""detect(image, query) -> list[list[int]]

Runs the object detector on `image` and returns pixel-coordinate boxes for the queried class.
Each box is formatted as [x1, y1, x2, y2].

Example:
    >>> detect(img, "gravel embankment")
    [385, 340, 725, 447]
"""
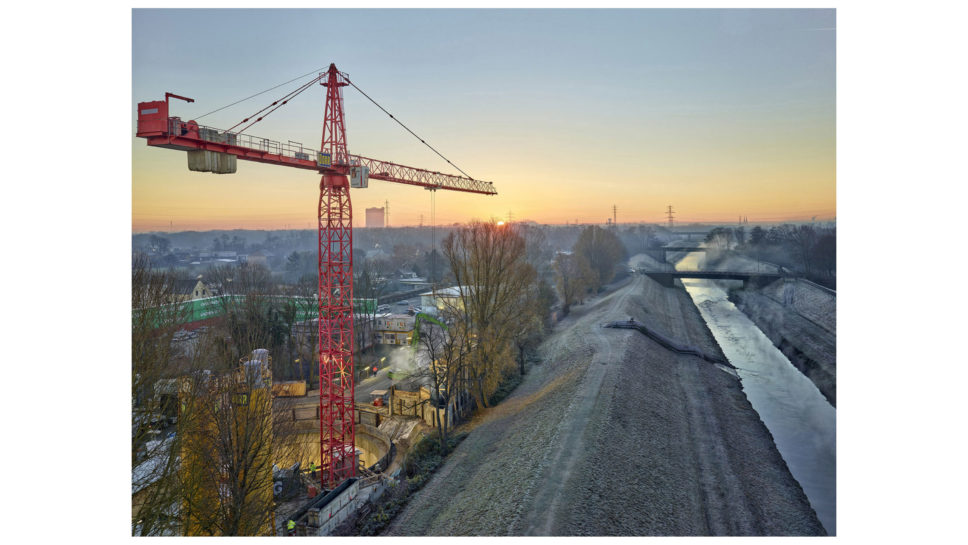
[384, 272, 825, 536]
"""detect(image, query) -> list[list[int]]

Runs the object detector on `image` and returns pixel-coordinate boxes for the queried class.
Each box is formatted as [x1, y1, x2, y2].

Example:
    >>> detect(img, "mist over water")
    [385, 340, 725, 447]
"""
[675, 252, 836, 535]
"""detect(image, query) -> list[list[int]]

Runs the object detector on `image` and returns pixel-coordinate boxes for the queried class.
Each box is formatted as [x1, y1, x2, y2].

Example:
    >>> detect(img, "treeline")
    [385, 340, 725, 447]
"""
[705, 224, 836, 288]
[552, 225, 627, 316]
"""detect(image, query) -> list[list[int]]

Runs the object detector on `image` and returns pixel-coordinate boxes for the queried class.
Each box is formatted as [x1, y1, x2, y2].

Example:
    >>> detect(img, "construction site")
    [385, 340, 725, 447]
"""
[132, 61, 504, 536]
[133, 348, 460, 536]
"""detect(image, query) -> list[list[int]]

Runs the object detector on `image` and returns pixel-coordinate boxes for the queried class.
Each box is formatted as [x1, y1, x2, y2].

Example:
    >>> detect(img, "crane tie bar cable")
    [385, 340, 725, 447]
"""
[230, 75, 322, 134]
[344, 76, 477, 181]
[195, 67, 327, 120]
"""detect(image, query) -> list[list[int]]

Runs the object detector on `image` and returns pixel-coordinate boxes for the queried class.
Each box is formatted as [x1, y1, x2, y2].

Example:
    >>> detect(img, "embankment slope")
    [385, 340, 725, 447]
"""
[385, 273, 824, 536]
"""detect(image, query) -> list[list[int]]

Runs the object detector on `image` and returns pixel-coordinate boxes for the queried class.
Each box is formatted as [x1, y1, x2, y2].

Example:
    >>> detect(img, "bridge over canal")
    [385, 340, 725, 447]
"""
[640, 270, 787, 288]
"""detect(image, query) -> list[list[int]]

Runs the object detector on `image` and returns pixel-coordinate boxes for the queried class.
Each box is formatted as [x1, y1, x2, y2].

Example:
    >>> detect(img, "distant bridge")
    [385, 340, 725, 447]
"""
[668, 231, 711, 240]
[641, 270, 787, 288]
[656, 246, 708, 255]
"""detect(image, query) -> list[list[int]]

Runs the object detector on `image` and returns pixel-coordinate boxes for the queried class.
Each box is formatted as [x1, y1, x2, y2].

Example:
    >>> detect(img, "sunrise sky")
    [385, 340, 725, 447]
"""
[131, 8, 835, 231]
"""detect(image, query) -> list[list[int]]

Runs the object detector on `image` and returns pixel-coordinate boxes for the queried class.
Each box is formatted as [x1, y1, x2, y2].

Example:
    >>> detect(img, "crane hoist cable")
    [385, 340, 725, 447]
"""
[195, 66, 327, 120]
[344, 76, 477, 181]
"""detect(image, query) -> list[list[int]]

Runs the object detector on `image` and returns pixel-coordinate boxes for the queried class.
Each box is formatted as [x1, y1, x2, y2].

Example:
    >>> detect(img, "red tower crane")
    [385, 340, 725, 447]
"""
[136, 64, 497, 489]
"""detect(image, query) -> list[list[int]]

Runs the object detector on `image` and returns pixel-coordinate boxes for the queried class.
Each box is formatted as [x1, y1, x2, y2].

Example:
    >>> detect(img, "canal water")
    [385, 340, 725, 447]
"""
[675, 252, 836, 535]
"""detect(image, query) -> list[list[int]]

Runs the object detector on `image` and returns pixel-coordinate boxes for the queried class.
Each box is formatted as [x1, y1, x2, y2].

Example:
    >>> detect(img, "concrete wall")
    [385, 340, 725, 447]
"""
[313, 478, 362, 535]
[356, 423, 392, 471]
[286, 478, 362, 536]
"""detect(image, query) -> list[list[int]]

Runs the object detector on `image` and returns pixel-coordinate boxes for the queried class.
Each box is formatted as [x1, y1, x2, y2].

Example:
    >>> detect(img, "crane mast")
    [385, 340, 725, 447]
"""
[317, 65, 355, 487]
[136, 63, 496, 490]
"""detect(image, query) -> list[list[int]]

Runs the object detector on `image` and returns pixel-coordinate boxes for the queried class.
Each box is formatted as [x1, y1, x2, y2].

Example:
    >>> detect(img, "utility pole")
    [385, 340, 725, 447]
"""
[613, 205, 617, 226]
[666, 205, 675, 231]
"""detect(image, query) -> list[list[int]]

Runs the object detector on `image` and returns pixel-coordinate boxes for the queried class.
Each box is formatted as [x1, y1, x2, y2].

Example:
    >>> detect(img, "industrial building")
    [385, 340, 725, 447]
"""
[365, 207, 385, 228]
[374, 314, 415, 345]
[418, 286, 465, 316]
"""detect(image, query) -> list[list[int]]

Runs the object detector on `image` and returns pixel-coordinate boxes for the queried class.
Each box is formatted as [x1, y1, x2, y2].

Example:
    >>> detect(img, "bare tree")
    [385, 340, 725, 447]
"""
[418, 307, 474, 430]
[573, 225, 626, 291]
[415, 319, 451, 451]
[132, 254, 190, 536]
[553, 252, 595, 316]
[176, 348, 293, 536]
[511, 277, 555, 375]
[519, 223, 554, 275]
[791, 224, 818, 276]
[812, 231, 836, 281]
[442, 221, 536, 410]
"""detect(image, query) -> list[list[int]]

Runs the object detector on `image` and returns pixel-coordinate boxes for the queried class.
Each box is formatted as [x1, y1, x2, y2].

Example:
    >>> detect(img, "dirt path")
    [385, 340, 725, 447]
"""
[519, 279, 637, 535]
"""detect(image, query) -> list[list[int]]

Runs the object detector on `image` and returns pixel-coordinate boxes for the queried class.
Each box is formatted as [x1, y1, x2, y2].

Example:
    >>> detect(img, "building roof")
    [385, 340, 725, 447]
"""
[132, 437, 174, 494]
[419, 286, 466, 298]
[379, 313, 415, 320]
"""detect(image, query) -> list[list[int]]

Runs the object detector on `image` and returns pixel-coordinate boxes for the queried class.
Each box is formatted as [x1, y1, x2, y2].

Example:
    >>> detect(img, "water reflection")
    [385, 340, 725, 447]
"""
[676, 252, 836, 535]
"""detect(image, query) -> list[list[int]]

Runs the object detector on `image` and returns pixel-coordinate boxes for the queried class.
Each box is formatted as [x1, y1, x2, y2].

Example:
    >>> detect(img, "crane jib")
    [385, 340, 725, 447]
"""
[136, 108, 496, 195]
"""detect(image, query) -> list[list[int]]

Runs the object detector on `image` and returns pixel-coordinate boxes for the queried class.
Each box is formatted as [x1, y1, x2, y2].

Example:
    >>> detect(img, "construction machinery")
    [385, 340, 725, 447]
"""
[409, 312, 448, 348]
[136, 63, 497, 489]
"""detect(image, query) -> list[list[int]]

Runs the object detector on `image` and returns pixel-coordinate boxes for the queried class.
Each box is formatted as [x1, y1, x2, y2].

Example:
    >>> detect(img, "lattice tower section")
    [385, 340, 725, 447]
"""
[317, 174, 356, 489]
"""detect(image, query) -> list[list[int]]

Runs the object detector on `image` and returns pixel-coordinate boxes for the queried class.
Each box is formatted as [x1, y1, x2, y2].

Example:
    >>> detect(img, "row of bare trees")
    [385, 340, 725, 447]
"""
[709, 224, 837, 288]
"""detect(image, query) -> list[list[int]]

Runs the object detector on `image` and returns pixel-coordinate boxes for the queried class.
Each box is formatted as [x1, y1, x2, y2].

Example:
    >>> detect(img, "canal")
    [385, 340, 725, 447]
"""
[675, 251, 836, 535]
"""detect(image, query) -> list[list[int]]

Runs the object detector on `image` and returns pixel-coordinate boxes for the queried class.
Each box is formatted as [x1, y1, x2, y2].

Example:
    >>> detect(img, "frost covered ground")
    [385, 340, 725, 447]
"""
[384, 265, 824, 536]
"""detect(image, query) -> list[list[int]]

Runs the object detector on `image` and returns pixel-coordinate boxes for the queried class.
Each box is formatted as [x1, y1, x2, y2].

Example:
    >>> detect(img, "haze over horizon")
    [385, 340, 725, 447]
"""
[132, 9, 835, 232]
